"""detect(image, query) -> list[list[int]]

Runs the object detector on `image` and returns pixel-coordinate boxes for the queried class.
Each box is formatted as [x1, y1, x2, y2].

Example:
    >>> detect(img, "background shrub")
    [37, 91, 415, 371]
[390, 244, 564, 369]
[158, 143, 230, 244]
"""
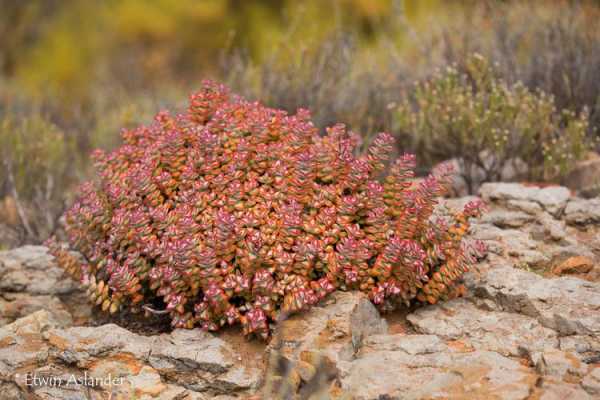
[225, 33, 404, 146]
[420, 1, 600, 134]
[0, 111, 79, 242]
[0, 85, 181, 245]
[394, 55, 592, 194]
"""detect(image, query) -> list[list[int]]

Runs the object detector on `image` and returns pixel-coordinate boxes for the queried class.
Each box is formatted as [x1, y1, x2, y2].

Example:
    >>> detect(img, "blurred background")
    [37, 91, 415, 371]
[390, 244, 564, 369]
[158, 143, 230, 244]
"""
[1, 0, 599, 247]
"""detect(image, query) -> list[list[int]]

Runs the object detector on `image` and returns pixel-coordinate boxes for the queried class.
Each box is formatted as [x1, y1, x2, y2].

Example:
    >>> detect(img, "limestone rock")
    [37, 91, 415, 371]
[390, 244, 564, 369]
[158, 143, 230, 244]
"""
[271, 291, 388, 364]
[479, 183, 570, 217]
[538, 212, 567, 241]
[471, 265, 600, 336]
[480, 210, 534, 228]
[363, 333, 446, 355]
[0, 246, 77, 295]
[506, 199, 543, 215]
[0, 293, 72, 327]
[407, 299, 558, 357]
[582, 367, 600, 395]
[338, 334, 537, 400]
[558, 335, 600, 364]
[564, 198, 600, 225]
[533, 187, 573, 217]
[535, 349, 589, 380]
[469, 224, 538, 255]
[262, 291, 388, 398]
[480, 182, 534, 202]
[0, 311, 262, 399]
[534, 379, 593, 400]
[469, 223, 550, 268]
[0, 246, 83, 327]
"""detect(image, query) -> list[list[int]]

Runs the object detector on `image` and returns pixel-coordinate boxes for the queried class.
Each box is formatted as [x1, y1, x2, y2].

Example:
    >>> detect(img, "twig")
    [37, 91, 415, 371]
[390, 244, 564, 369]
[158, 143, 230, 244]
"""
[4, 160, 35, 239]
[142, 304, 170, 315]
[44, 172, 55, 232]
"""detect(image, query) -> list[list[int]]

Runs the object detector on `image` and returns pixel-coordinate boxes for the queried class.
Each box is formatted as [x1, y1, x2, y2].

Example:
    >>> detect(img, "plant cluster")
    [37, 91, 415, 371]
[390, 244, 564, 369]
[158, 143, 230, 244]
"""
[394, 54, 592, 194]
[48, 82, 484, 339]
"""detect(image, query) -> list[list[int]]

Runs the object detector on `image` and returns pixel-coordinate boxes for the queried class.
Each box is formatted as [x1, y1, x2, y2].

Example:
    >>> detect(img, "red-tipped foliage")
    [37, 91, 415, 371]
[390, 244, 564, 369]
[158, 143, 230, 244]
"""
[48, 81, 485, 339]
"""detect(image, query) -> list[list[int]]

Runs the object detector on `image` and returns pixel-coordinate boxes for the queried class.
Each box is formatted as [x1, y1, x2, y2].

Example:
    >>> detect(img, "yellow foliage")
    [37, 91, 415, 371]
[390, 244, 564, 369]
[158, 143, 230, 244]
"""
[7, 0, 404, 101]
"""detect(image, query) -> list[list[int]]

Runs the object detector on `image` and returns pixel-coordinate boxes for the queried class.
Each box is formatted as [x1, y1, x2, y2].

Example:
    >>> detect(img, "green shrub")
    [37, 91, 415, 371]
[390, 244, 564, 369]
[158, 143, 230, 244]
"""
[416, 0, 600, 134]
[394, 54, 592, 193]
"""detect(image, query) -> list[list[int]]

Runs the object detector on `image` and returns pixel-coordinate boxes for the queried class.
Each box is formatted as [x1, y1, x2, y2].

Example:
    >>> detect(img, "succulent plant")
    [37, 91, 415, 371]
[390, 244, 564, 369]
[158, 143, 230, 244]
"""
[47, 81, 485, 339]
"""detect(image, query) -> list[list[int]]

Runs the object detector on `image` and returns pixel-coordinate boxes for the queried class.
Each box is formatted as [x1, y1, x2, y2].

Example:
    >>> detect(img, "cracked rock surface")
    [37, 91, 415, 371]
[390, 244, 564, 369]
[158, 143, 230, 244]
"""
[0, 311, 262, 399]
[0, 183, 599, 399]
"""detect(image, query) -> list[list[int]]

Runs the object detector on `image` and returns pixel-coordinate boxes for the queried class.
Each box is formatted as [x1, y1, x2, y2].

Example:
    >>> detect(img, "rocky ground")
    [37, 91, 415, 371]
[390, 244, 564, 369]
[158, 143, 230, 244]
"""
[0, 182, 599, 399]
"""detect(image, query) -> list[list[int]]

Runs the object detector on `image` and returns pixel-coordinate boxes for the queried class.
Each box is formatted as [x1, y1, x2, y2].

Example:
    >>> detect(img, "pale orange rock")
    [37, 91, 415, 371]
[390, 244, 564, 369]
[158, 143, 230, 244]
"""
[446, 339, 475, 353]
[130, 366, 167, 397]
[552, 256, 595, 276]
